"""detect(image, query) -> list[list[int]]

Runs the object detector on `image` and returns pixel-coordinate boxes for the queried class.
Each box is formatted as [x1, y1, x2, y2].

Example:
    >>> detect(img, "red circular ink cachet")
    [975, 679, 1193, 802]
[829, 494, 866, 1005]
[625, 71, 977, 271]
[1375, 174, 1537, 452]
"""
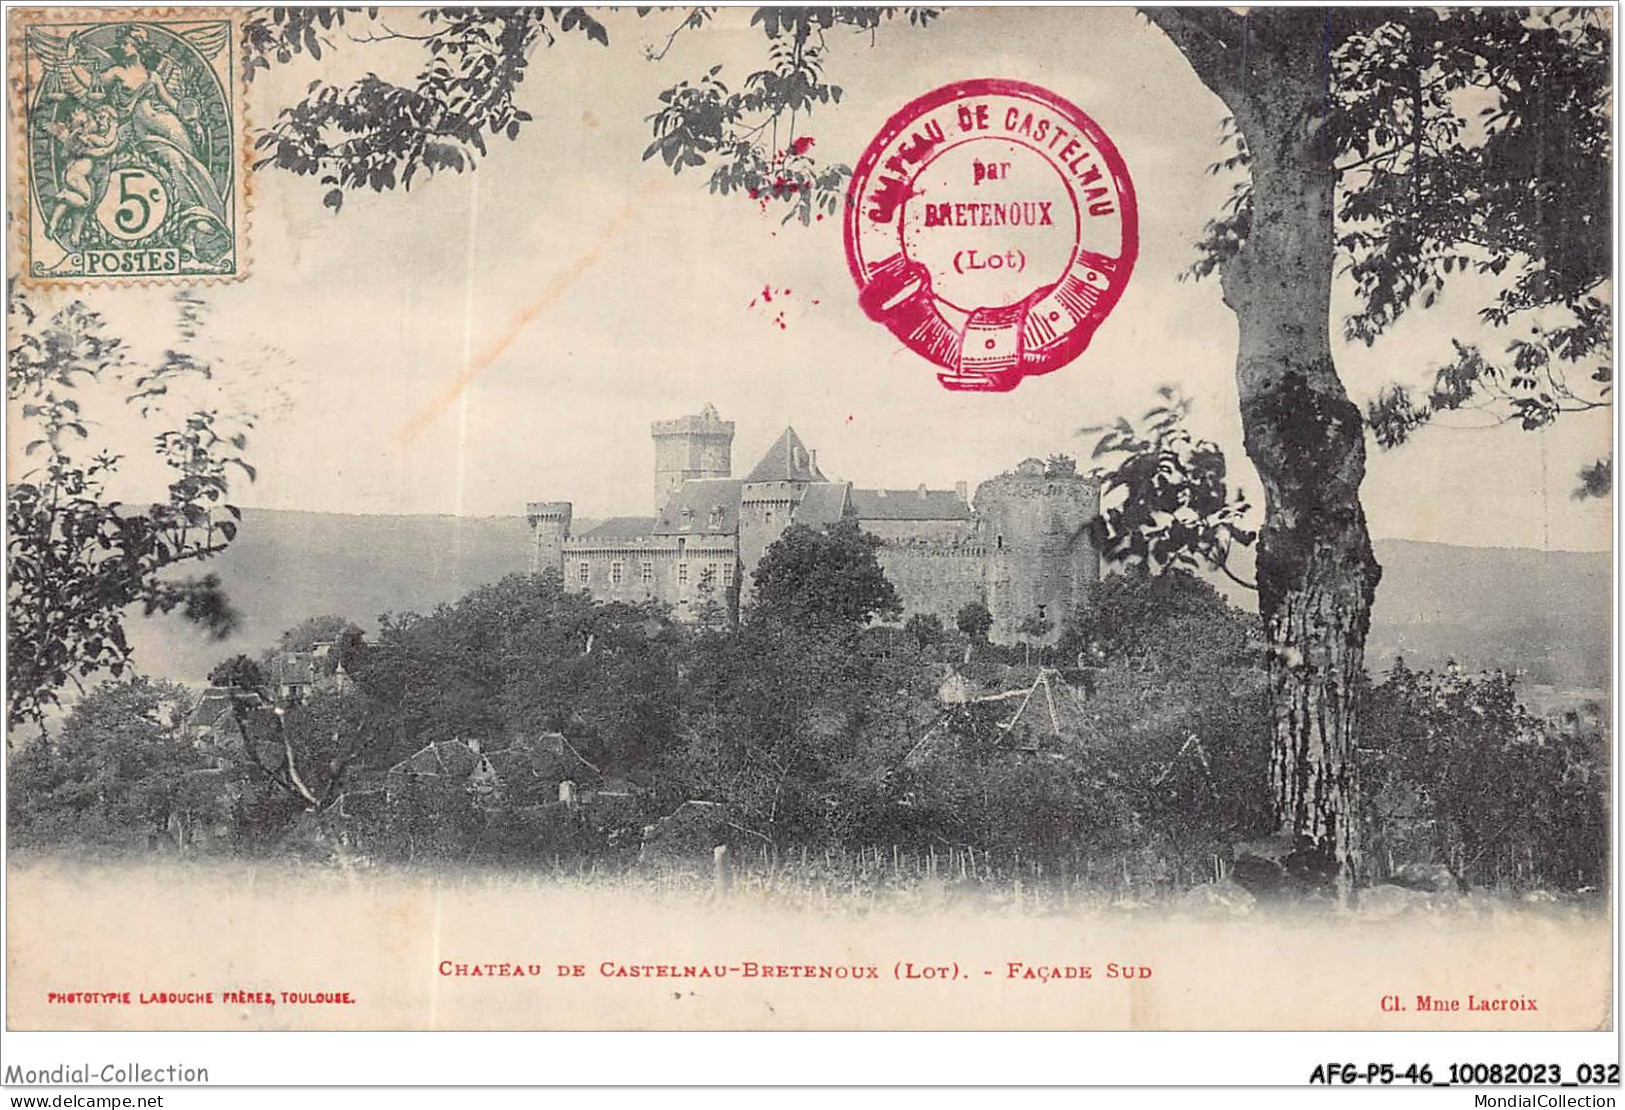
[844, 79, 1138, 392]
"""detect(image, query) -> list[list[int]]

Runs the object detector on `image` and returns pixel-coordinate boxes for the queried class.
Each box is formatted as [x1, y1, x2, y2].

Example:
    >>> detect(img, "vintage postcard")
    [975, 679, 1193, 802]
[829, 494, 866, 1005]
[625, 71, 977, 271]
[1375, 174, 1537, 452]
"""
[3, 1, 1615, 1067]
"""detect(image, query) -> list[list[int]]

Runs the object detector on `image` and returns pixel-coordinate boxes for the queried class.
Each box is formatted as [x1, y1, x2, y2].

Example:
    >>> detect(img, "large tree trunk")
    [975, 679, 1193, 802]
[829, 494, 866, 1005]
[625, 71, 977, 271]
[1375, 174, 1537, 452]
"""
[1149, 9, 1383, 895]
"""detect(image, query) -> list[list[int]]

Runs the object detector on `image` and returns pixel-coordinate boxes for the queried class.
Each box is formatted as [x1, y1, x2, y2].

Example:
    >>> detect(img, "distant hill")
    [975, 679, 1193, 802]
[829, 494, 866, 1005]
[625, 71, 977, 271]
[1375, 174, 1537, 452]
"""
[1212, 538, 1610, 689]
[124, 509, 593, 686]
[124, 509, 1609, 690]
[1365, 538, 1610, 688]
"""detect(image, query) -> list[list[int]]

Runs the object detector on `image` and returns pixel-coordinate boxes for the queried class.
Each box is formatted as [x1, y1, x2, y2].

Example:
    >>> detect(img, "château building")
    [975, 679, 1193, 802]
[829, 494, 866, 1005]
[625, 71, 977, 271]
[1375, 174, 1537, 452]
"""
[527, 405, 1101, 643]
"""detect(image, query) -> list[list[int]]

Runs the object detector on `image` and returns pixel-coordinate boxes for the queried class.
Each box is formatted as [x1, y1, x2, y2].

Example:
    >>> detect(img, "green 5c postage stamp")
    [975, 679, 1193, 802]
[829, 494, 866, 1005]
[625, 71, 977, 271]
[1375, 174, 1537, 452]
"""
[13, 9, 245, 283]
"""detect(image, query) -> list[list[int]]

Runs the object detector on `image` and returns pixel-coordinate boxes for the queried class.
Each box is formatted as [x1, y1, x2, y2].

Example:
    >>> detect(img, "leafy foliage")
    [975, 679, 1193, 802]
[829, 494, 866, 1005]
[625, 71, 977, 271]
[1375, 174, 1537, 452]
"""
[277, 614, 362, 653]
[1179, 10, 1612, 491]
[208, 654, 265, 690]
[749, 519, 901, 631]
[248, 7, 610, 211]
[644, 7, 936, 225]
[902, 611, 944, 650]
[238, 689, 377, 811]
[10, 572, 1601, 895]
[665, 616, 924, 847]
[954, 600, 992, 643]
[1331, 11, 1610, 344]
[1061, 567, 1261, 677]
[247, 7, 933, 226]
[1575, 458, 1611, 501]
[272, 614, 369, 676]
[903, 570, 1272, 879]
[6, 289, 254, 728]
[359, 574, 682, 773]
[1362, 661, 1608, 890]
[8, 678, 218, 847]
[241, 7, 358, 75]
[1084, 387, 1255, 587]
[1015, 613, 1052, 640]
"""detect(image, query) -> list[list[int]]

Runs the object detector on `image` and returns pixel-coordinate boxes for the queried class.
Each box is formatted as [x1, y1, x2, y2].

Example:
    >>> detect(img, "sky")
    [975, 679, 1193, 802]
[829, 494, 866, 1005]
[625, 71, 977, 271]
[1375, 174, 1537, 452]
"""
[24, 6, 1613, 553]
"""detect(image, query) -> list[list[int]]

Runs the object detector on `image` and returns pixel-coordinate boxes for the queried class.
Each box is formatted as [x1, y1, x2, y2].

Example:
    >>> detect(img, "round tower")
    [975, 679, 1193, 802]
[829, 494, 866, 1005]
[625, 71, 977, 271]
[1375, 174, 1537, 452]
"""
[526, 501, 573, 578]
[974, 458, 1101, 644]
[651, 404, 735, 510]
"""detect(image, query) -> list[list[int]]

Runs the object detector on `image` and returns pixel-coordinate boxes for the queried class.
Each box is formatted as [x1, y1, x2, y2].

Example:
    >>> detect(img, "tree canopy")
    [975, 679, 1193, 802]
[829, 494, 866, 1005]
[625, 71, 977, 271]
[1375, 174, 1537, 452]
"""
[8, 677, 216, 846]
[207, 655, 265, 690]
[955, 601, 993, 643]
[749, 519, 901, 631]
[1172, 9, 1611, 494]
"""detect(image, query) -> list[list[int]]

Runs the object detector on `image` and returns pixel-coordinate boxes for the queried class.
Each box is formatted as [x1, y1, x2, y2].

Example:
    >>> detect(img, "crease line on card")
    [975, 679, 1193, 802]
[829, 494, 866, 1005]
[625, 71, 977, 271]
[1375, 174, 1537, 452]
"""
[429, 884, 442, 1032]
[392, 176, 667, 446]
[453, 171, 480, 567]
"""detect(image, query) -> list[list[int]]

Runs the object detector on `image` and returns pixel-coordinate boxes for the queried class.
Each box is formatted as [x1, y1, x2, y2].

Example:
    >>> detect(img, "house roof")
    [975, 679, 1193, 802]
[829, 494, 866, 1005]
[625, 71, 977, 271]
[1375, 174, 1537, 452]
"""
[186, 687, 265, 739]
[792, 482, 852, 528]
[187, 687, 243, 724]
[654, 478, 744, 535]
[579, 516, 659, 540]
[485, 732, 599, 784]
[266, 652, 318, 686]
[851, 487, 972, 521]
[744, 427, 827, 483]
[387, 733, 601, 801]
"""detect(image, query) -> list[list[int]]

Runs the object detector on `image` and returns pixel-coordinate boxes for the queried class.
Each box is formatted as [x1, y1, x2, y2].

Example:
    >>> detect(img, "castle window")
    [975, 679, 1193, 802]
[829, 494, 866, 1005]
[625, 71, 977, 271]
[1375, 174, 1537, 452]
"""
[996, 534, 1004, 550]
[678, 563, 689, 586]
[610, 560, 625, 586]
[577, 561, 590, 584]
[681, 507, 693, 526]
[709, 506, 724, 530]
[640, 561, 653, 584]
[765, 510, 773, 525]
[721, 563, 735, 586]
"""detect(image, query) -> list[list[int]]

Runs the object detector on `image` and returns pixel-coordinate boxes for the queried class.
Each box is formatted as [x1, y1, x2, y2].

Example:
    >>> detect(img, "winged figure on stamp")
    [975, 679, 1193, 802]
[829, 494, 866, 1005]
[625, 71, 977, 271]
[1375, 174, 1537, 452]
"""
[29, 22, 233, 261]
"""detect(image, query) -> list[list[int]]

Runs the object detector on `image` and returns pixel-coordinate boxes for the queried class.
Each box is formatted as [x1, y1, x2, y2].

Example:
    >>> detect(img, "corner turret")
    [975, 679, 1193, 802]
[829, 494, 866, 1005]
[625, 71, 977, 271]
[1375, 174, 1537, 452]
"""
[526, 501, 573, 577]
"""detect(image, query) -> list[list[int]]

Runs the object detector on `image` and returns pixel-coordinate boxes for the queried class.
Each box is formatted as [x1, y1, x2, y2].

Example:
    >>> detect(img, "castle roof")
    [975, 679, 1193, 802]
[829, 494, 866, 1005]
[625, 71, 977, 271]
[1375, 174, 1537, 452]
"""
[851, 487, 973, 521]
[744, 427, 827, 483]
[792, 482, 853, 527]
[654, 478, 745, 535]
[579, 516, 659, 540]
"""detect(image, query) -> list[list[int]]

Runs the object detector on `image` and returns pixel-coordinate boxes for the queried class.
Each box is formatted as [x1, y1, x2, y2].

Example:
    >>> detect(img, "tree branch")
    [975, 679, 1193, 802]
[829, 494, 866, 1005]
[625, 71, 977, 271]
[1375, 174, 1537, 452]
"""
[284, 730, 320, 807]
[1144, 7, 1248, 106]
[646, 7, 709, 61]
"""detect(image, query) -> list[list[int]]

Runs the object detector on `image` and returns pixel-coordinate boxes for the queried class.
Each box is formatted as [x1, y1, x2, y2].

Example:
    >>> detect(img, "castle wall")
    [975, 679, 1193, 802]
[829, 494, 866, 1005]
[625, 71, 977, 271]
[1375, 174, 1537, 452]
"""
[875, 544, 987, 628]
[737, 481, 803, 598]
[858, 518, 978, 545]
[563, 536, 738, 621]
